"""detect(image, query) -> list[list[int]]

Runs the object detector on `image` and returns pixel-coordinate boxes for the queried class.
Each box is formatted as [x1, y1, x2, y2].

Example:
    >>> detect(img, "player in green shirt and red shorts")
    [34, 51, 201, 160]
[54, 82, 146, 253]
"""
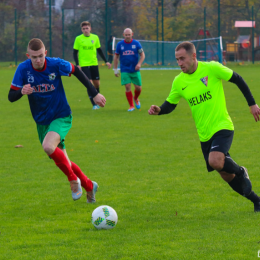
[149, 41, 260, 212]
[73, 21, 111, 110]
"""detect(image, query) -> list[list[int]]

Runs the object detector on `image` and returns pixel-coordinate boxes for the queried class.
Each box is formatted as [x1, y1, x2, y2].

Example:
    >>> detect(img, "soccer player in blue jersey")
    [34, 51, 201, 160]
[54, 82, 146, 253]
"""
[8, 38, 106, 203]
[114, 28, 145, 112]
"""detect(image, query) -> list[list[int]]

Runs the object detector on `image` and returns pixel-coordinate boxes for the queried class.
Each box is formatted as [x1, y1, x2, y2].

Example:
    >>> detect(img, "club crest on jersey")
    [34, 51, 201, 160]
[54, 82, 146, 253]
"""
[132, 45, 136, 49]
[48, 73, 56, 80]
[91, 40, 94, 44]
[121, 45, 124, 50]
[200, 76, 208, 86]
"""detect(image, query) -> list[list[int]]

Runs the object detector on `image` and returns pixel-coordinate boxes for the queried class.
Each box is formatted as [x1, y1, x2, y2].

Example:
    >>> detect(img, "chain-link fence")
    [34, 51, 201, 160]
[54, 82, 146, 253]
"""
[1, 0, 260, 64]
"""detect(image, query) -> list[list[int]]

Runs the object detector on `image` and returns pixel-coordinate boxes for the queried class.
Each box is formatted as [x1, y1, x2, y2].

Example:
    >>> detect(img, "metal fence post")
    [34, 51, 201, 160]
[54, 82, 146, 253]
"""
[14, 8, 17, 65]
[62, 9, 64, 59]
[49, 0, 52, 57]
[161, 0, 164, 66]
[204, 7, 206, 61]
[252, 6, 254, 64]
[156, 7, 159, 64]
[218, 0, 220, 38]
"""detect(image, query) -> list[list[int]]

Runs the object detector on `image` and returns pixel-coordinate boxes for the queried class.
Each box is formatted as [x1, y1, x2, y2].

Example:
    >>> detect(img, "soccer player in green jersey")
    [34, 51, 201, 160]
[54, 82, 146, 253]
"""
[148, 41, 260, 212]
[73, 21, 111, 110]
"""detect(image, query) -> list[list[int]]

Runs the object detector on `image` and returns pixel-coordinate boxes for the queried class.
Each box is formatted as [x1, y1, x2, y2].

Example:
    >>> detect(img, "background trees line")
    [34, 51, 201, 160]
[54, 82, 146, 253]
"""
[0, 0, 260, 62]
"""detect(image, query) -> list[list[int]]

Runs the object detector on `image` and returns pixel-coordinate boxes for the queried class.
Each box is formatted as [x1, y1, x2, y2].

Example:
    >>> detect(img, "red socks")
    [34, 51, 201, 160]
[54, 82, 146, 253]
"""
[125, 91, 134, 107]
[49, 147, 77, 182]
[134, 88, 141, 101]
[71, 162, 93, 192]
[126, 89, 141, 107]
[49, 148, 93, 192]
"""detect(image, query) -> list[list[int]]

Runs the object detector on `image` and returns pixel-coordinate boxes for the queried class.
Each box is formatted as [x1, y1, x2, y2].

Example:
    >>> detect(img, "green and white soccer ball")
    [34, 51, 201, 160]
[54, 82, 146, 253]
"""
[91, 205, 118, 230]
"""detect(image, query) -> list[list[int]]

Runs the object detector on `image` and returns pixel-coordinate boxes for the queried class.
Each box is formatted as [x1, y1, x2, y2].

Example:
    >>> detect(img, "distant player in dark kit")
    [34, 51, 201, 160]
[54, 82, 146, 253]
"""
[73, 21, 111, 110]
[148, 41, 260, 212]
[114, 28, 145, 112]
[9, 38, 106, 203]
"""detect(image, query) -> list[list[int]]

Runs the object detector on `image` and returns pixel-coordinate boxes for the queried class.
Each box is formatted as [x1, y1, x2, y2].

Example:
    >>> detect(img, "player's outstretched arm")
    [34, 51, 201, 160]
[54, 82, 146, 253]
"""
[228, 72, 260, 121]
[8, 84, 33, 102]
[93, 94, 106, 107]
[229, 71, 256, 107]
[148, 105, 161, 115]
[73, 65, 98, 93]
[148, 101, 177, 115]
[72, 66, 106, 107]
[250, 104, 260, 122]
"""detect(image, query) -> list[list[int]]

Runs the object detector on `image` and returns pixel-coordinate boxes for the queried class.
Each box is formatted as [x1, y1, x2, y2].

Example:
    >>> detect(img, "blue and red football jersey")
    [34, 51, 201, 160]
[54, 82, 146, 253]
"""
[11, 57, 75, 125]
[115, 39, 143, 73]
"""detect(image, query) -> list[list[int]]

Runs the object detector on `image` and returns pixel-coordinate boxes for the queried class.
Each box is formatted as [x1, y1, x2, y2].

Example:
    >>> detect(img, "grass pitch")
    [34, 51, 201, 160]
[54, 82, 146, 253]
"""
[1, 63, 260, 259]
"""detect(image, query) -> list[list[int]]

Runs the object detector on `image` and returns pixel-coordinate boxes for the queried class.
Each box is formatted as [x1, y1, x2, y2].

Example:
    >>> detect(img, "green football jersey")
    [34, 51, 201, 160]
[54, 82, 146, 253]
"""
[73, 33, 101, 66]
[166, 61, 234, 142]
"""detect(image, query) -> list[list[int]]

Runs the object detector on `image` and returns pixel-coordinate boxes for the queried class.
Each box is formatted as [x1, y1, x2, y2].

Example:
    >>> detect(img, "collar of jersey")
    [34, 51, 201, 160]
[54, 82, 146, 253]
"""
[31, 58, 47, 72]
[124, 39, 133, 44]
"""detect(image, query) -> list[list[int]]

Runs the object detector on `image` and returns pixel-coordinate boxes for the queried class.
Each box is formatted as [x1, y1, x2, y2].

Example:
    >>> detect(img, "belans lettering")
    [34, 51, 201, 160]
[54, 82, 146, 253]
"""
[188, 91, 212, 106]
[83, 46, 93, 50]
[32, 84, 55, 93]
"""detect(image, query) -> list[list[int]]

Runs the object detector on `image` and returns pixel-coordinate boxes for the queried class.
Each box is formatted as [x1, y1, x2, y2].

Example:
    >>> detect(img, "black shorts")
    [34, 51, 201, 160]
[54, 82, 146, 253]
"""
[81, 66, 100, 80]
[200, 130, 234, 172]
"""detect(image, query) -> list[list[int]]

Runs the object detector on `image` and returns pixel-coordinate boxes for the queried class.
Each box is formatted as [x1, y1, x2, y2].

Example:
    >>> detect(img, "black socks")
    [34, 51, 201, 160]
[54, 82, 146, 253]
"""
[228, 175, 260, 203]
[221, 156, 244, 177]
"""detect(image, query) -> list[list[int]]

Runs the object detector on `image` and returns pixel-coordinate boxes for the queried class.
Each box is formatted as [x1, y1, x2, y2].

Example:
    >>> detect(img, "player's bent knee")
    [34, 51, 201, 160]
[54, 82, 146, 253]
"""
[42, 143, 56, 155]
[208, 158, 224, 171]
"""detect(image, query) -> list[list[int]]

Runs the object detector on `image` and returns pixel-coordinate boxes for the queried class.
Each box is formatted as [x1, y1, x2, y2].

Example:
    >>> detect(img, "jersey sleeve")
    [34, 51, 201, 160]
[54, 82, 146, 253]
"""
[73, 36, 80, 50]
[209, 61, 233, 81]
[11, 64, 24, 90]
[57, 58, 74, 76]
[166, 79, 182, 105]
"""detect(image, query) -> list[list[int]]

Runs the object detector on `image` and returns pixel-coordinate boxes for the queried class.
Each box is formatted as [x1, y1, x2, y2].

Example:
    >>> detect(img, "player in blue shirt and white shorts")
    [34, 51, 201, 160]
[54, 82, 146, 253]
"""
[114, 28, 145, 112]
[9, 38, 106, 203]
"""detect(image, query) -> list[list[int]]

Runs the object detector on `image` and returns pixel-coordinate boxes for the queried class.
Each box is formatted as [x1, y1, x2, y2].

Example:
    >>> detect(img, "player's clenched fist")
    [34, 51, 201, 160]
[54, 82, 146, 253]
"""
[22, 84, 33, 95]
[148, 105, 161, 115]
[93, 93, 106, 107]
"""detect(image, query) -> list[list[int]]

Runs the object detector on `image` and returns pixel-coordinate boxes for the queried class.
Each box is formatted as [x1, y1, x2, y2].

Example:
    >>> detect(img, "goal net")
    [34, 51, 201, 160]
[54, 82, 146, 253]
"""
[112, 36, 223, 70]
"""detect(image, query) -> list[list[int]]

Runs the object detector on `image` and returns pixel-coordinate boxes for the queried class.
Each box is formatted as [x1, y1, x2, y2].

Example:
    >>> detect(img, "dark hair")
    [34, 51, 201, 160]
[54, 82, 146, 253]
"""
[28, 38, 45, 51]
[175, 41, 196, 54]
[81, 21, 91, 27]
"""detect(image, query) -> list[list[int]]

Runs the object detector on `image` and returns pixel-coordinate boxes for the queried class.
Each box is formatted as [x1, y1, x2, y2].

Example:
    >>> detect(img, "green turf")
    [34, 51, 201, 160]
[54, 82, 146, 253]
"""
[1, 64, 260, 259]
